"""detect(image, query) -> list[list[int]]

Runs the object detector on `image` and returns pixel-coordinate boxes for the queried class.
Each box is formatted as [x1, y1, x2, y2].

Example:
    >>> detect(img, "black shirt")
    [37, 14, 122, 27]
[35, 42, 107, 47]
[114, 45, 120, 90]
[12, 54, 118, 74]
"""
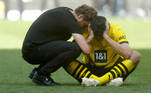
[23, 7, 82, 48]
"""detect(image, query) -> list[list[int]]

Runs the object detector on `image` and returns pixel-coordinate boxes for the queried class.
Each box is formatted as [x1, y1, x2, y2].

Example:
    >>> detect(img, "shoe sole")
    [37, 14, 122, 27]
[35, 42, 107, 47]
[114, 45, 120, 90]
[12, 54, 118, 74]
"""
[32, 79, 60, 86]
[81, 77, 99, 86]
[32, 79, 45, 86]
[106, 78, 124, 86]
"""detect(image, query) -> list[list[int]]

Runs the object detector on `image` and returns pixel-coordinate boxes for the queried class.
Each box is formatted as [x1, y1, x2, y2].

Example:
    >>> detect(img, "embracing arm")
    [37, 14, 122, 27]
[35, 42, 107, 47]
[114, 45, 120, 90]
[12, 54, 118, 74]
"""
[72, 31, 93, 55]
[103, 31, 132, 59]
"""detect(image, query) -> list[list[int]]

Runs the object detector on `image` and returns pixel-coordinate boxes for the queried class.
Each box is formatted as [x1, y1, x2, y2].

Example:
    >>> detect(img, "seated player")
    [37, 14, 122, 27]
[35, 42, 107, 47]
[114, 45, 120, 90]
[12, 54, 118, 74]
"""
[63, 16, 141, 86]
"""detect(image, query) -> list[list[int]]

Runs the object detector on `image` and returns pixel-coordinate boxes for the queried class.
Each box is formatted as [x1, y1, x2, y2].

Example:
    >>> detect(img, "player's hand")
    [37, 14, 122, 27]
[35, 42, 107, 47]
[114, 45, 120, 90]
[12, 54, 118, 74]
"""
[88, 26, 94, 39]
[103, 29, 109, 39]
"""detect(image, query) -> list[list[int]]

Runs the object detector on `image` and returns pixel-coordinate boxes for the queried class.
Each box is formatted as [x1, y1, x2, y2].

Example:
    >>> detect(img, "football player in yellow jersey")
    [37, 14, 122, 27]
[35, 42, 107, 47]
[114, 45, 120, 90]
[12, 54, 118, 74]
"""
[63, 16, 141, 86]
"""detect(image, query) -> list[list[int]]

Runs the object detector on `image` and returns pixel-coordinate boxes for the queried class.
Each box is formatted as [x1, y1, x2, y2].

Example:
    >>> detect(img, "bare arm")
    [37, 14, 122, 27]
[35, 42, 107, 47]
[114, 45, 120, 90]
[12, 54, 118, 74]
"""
[86, 27, 94, 43]
[103, 30, 132, 59]
[72, 33, 91, 55]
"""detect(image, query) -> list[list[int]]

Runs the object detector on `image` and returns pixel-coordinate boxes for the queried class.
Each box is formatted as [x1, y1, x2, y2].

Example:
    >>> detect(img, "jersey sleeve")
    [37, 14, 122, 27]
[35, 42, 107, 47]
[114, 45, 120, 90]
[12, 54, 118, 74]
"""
[112, 25, 128, 44]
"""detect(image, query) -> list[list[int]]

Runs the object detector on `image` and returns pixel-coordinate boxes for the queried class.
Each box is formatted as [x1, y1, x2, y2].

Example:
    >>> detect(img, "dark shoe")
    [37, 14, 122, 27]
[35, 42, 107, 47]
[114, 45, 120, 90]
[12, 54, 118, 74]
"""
[32, 71, 60, 86]
[29, 68, 37, 79]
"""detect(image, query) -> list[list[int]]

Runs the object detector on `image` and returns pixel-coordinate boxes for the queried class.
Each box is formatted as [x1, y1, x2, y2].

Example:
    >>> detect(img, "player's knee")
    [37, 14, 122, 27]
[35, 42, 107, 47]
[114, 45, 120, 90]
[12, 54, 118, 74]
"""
[130, 51, 141, 64]
[69, 43, 81, 55]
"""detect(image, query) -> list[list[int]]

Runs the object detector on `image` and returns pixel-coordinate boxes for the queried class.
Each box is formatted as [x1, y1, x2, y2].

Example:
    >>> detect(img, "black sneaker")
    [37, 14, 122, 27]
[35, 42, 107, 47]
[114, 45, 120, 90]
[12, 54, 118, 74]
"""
[29, 68, 37, 79]
[32, 71, 60, 86]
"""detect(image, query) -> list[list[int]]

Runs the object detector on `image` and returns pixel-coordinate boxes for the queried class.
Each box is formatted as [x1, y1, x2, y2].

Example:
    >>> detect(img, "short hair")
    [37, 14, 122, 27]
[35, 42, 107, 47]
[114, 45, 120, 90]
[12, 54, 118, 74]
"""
[90, 16, 107, 39]
[75, 4, 98, 21]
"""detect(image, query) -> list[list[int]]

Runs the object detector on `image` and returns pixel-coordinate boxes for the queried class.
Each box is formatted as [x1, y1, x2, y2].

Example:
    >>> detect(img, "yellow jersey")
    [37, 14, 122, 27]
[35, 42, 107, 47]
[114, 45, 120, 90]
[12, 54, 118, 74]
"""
[82, 23, 128, 68]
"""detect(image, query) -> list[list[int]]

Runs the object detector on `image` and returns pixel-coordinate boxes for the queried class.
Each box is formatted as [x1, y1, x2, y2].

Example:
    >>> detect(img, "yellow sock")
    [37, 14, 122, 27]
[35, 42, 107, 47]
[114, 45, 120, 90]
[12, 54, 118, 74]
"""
[96, 59, 136, 85]
[89, 74, 100, 80]
[63, 60, 100, 82]
[122, 59, 136, 72]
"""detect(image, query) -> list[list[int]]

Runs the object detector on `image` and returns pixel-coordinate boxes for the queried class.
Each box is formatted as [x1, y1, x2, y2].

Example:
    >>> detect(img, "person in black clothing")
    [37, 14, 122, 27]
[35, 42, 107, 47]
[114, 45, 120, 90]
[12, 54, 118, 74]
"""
[22, 4, 97, 86]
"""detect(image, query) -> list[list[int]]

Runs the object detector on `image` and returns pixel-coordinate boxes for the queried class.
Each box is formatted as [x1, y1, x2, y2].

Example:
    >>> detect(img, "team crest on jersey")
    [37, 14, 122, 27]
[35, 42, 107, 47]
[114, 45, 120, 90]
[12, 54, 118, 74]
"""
[94, 50, 107, 63]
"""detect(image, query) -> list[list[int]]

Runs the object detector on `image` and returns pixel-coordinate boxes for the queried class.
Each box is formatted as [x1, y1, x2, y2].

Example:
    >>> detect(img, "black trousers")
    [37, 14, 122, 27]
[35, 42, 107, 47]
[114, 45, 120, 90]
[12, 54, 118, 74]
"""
[22, 41, 81, 76]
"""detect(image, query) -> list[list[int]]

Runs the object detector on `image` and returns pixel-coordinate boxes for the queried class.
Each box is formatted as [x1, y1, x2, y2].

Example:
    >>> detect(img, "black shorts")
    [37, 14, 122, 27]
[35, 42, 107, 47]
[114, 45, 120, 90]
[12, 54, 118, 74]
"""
[85, 57, 124, 77]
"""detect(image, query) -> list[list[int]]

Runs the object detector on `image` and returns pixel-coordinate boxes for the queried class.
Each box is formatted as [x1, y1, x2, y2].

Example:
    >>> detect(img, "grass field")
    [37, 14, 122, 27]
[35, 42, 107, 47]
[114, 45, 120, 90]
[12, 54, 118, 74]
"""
[0, 18, 151, 93]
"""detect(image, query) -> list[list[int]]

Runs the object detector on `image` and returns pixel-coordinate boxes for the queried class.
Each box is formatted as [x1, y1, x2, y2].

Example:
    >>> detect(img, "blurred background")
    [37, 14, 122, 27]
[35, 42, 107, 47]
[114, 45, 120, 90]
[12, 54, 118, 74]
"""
[0, 0, 151, 21]
[0, 0, 151, 49]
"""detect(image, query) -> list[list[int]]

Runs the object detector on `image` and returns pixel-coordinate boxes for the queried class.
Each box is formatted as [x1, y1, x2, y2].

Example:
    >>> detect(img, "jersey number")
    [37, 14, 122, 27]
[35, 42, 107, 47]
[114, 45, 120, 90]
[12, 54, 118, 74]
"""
[94, 50, 107, 63]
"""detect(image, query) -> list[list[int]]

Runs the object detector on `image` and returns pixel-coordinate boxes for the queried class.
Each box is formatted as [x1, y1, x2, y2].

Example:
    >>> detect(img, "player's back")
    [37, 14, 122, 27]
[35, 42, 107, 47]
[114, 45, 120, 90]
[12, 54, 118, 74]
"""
[22, 7, 75, 49]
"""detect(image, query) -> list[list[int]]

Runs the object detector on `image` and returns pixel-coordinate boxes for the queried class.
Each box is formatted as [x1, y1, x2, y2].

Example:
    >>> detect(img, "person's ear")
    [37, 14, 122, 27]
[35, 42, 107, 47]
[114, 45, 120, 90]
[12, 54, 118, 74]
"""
[78, 14, 84, 21]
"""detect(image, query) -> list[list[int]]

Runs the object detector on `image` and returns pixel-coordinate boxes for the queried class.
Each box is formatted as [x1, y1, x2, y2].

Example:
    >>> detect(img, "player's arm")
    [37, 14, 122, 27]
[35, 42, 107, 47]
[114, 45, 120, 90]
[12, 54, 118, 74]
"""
[103, 30, 132, 59]
[72, 31, 93, 55]
[86, 25, 94, 43]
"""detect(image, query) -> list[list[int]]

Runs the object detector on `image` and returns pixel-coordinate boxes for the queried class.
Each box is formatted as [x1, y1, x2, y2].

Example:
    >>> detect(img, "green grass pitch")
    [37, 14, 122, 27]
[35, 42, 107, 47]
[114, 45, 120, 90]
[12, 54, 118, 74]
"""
[0, 18, 151, 93]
